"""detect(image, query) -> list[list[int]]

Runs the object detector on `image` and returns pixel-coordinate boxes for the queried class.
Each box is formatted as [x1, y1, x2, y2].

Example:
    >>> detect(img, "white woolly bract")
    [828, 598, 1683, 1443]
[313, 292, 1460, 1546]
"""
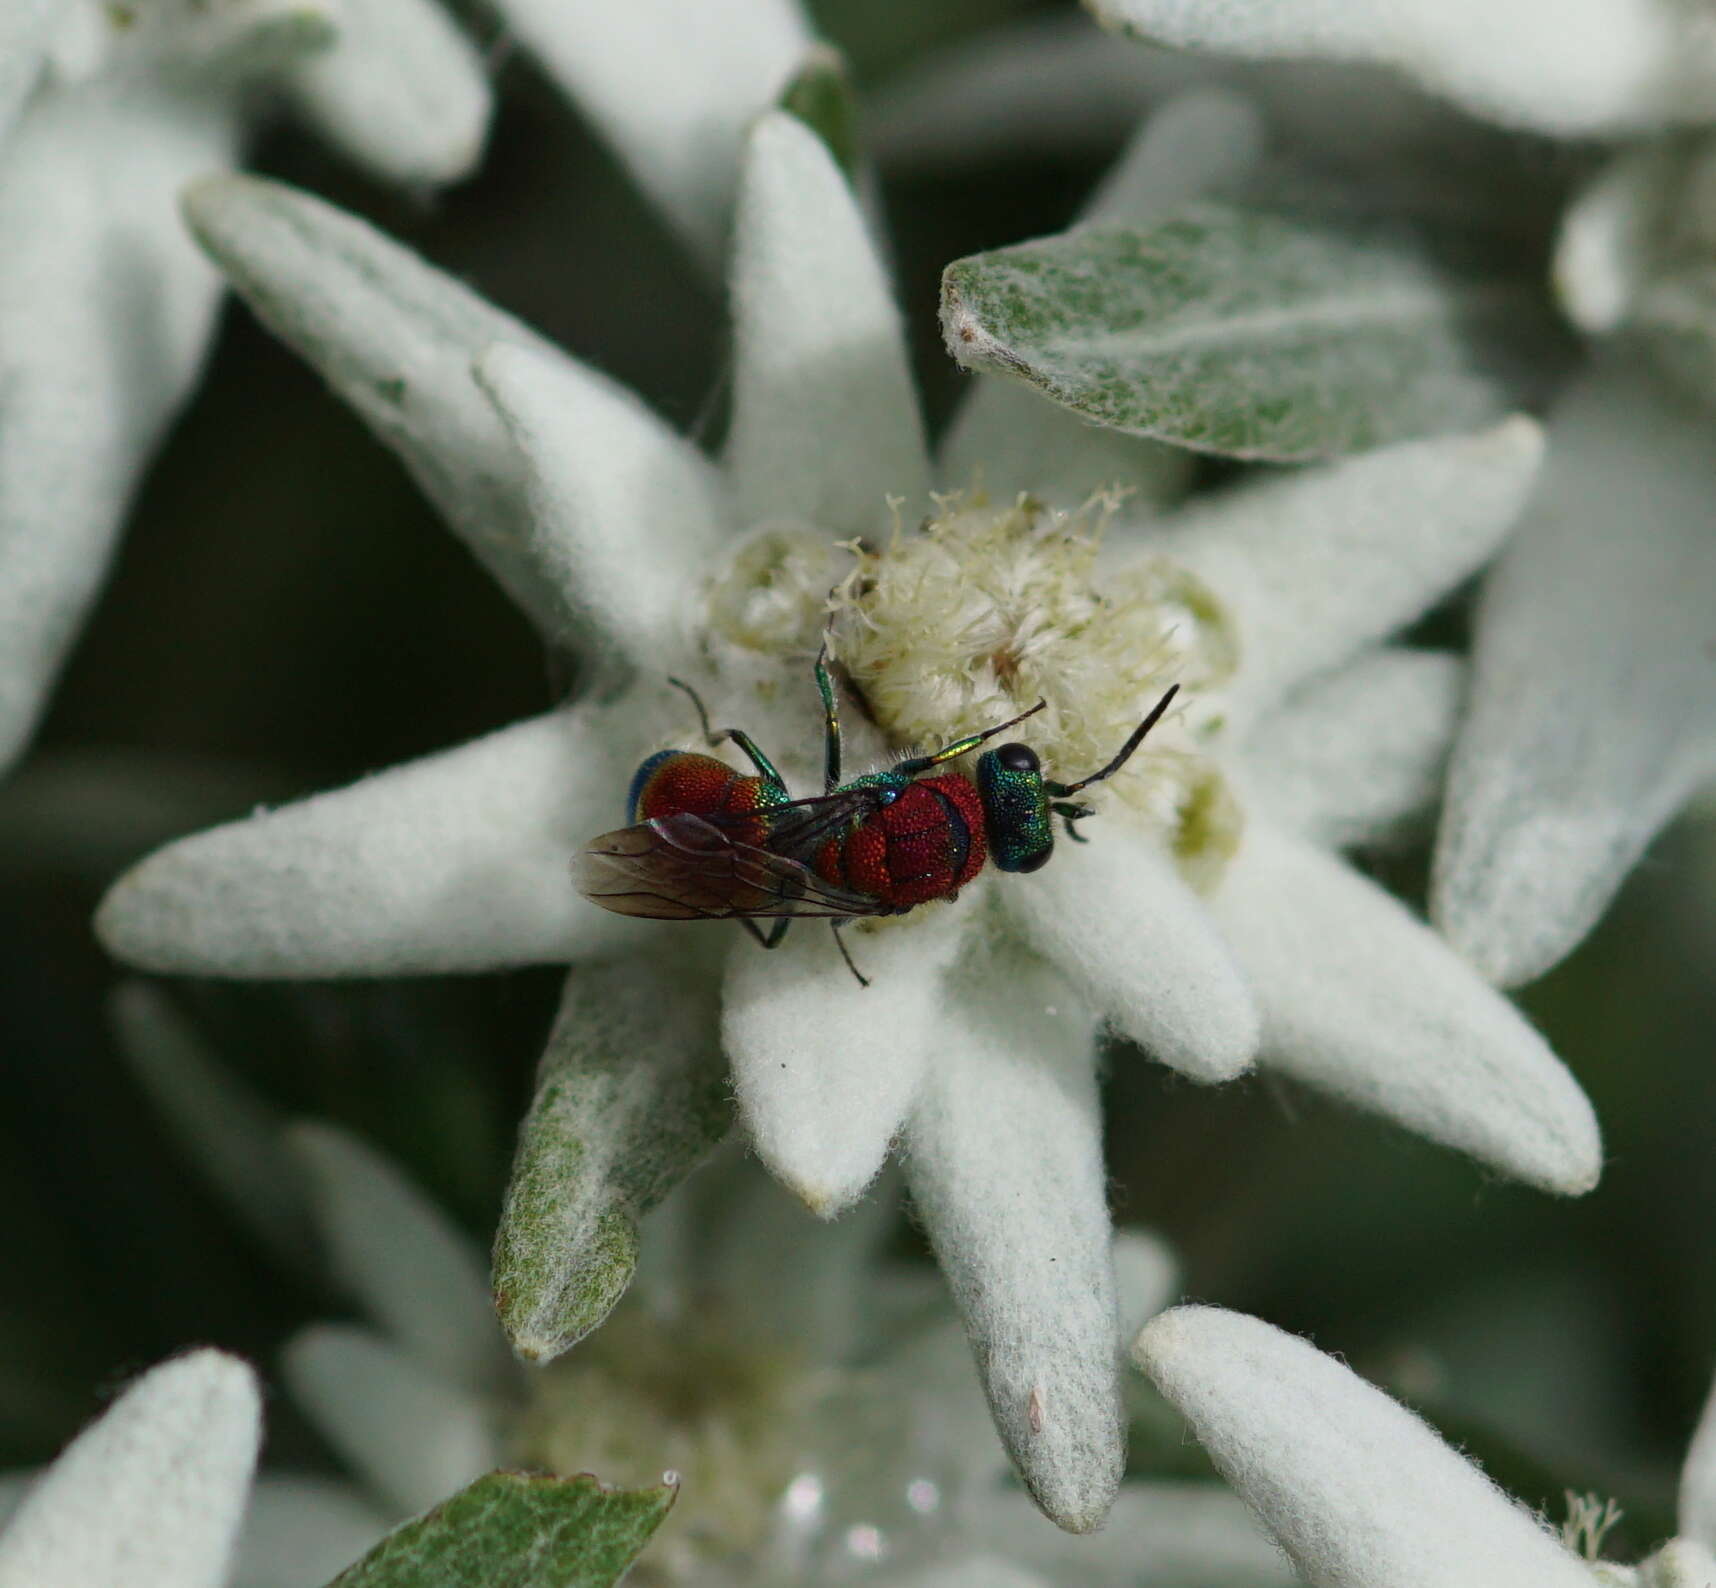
[1085, 0, 1716, 136]
[902, 941, 1122, 1533]
[728, 111, 930, 538]
[723, 902, 967, 1216]
[1212, 823, 1603, 1195]
[0, 1351, 260, 1588]
[1134, 1305, 1598, 1588]
[1433, 360, 1716, 987]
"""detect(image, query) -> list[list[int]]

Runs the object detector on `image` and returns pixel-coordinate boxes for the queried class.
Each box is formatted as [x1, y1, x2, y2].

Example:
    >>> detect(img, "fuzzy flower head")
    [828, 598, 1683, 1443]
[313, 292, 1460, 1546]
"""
[97, 93, 1601, 1533]
[1134, 1303, 1716, 1588]
[703, 488, 1241, 895]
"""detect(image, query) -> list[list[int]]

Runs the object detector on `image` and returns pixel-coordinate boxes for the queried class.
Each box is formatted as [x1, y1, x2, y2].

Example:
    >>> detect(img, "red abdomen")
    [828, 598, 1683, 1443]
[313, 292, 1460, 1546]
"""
[815, 775, 988, 909]
[629, 751, 780, 845]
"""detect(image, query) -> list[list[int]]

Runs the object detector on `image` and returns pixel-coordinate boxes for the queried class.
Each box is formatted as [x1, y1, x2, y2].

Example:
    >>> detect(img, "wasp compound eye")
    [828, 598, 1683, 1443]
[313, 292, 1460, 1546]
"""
[996, 742, 1039, 774]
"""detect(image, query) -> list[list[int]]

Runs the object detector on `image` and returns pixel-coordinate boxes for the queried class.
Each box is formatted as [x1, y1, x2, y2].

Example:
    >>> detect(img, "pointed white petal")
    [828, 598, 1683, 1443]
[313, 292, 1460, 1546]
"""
[1086, 0, 1716, 136]
[233, 1474, 390, 1588]
[1681, 1371, 1716, 1552]
[283, 1326, 498, 1517]
[475, 342, 722, 669]
[289, 1124, 510, 1394]
[901, 945, 1122, 1533]
[283, 0, 490, 187]
[109, 982, 317, 1275]
[938, 90, 1260, 514]
[1555, 143, 1687, 334]
[1134, 1306, 1596, 1588]
[1214, 823, 1601, 1194]
[729, 111, 929, 538]
[488, 0, 809, 262]
[0, 83, 233, 773]
[494, 960, 728, 1364]
[181, 174, 602, 646]
[723, 907, 964, 1215]
[1433, 359, 1716, 985]
[958, 1480, 1293, 1586]
[1113, 1228, 1181, 1340]
[97, 707, 647, 976]
[1139, 419, 1542, 726]
[0, 1351, 260, 1588]
[1003, 824, 1259, 1082]
[1241, 648, 1463, 850]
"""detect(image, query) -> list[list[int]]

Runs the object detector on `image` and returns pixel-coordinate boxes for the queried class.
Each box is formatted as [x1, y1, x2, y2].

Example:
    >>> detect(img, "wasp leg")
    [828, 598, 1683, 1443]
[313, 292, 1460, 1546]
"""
[669, 676, 788, 790]
[891, 698, 1049, 777]
[738, 918, 792, 951]
[1053, 800, 1094, 843]
[814, 642, 843, 792]
[830, 922, 871, 988]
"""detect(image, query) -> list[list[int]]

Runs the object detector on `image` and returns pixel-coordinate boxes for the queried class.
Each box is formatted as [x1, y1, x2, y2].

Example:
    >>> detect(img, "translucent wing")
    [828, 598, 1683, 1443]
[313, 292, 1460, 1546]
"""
[573, 810, 886, 921]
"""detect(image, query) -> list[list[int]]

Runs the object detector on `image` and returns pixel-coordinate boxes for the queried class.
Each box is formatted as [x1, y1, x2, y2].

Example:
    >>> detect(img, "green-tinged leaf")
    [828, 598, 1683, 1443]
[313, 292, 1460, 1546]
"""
[940, 202, 1555, 461]
[779, 43, 860, 181]
[1636, 265, 1716, 410]
[323, 1470, 675, 1588]
[492, 960, 730, 1363]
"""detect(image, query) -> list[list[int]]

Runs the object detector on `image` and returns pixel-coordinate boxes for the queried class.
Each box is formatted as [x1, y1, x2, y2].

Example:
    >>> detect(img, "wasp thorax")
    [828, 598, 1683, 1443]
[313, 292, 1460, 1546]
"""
[825, 492, 1244, 887]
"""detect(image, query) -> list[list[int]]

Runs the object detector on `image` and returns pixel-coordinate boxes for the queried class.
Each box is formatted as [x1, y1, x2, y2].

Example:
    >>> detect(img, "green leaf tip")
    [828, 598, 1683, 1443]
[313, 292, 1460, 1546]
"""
[490, 964, 731, 1365]
[941, 201, 1559, 462]
[323, 1469, 677, 1588]
[778, 44, 861, 182]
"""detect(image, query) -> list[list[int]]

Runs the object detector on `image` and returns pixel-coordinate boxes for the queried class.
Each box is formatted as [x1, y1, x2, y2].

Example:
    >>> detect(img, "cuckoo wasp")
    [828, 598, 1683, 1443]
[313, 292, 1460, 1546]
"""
[573, 651, 1179, 984]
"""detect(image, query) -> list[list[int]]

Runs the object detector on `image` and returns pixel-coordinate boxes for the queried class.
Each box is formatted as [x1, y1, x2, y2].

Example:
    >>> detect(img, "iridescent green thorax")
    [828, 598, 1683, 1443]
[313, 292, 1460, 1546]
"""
[976, 747, 1054, 873]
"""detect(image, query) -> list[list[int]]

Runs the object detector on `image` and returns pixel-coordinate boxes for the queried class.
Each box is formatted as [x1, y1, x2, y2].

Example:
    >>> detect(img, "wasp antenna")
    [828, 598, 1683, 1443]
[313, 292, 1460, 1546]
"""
[667, 675, 717, 742]
[1045, 684, 1180, 798]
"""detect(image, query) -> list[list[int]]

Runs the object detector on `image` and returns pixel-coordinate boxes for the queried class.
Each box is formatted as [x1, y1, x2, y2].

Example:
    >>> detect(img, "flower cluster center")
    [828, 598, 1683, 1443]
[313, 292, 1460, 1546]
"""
[703, 491, 1245, 887]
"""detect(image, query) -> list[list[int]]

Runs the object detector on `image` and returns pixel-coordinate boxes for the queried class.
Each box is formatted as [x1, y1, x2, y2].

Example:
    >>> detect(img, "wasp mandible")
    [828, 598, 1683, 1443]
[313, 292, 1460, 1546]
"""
[573, 651, 1179, 985]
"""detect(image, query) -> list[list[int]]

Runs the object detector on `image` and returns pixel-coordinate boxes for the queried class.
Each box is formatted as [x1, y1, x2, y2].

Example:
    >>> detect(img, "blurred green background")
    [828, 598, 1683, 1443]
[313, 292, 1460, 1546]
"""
[1, 0, 1711, 1563]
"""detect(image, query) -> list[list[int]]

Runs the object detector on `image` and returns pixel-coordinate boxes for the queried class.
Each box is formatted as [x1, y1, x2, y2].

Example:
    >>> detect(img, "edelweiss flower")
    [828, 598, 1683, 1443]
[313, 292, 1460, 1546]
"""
[1134, 1303, 1716, 1587]
[95, 100, 1598, 1529]
[108, 985, 1293, 1588]
[1058, 0, 1716, 993]
[0, 0, 491, 776]
[0, 1350, 267, 1588]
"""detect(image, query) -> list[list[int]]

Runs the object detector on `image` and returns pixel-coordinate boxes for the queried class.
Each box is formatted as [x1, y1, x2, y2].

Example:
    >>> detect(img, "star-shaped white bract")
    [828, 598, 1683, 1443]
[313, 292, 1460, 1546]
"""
[0, 1351, 262, 1588]
[94, 101, 1599, 1530]
[110, 977, 1293, 1588]
[0, 0, 492, 778]
[1135, 1303, 1716, 1588]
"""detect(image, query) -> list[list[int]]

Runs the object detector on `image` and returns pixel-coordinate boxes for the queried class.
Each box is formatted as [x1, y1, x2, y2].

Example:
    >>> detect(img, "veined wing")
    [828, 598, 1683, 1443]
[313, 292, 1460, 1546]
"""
[724, 782, 890, 864]
[573, 811, 885, 921]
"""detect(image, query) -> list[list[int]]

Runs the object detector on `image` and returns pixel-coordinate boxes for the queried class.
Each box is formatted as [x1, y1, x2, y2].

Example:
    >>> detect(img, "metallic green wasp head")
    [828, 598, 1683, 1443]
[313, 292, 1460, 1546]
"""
[976, 743, 1056, 873]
